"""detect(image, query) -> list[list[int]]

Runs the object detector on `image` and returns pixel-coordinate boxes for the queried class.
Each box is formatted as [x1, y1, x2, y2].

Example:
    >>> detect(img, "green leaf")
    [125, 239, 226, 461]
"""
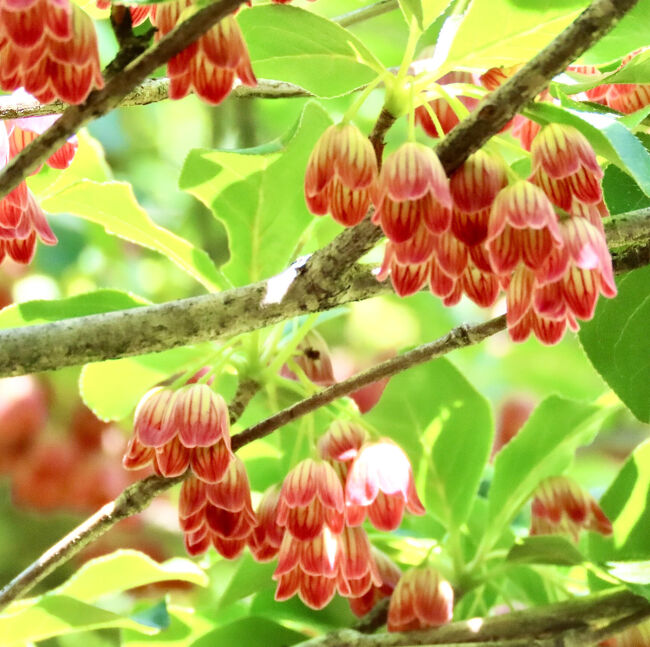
[602, 164, 650, 216]
[52, 550, 208, 601]
[180, 101, 332, 285]
[215, 554, 276, 610]
[122, 605, 215, 647]
[604, 560, 650, 601]
[365, 357, 493, 529]
[507, 536, 585, 566]
[581, 1, 650, 64]
[525, 102, 650, 198]
[589, 440, 650, 562]
[238, 6, 377, 97]
[487, 397, 607, 543]
[40, 180, 224, 292]
[579, 266, 650, 423]
[191, 617, 305, 647]
[442, 0, 588, 69]
[0, 289, 148, 329]
[398, 0, 424, 29]
[80, 345, 210, 421]
[0, 596, 157, 646]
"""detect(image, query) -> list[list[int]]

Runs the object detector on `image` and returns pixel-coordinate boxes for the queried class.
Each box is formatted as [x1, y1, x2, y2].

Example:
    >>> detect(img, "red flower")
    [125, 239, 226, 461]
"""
[349, 548, 401, 617]
[345, 440, 425, 531]
[0, 0, 103, 104]
[387, 567, 454, 632]
[318, 421, 368, 463]
[305, 124, 378, 227]
[377, 243, 431, 297]
[530, 124, 602, 211]
[277, 459, 345, 540]
[180, 459, 257, 559]
[125, 383, 234, 481]
[449, 150, 508, 247]
[486, 180, 562, 275]
[372, 142, 452, 242]
[274, 525, 380, 610]
[248, 484, 284, 562]
[151, 3, 255, 105]
[530, 475, 612, 542]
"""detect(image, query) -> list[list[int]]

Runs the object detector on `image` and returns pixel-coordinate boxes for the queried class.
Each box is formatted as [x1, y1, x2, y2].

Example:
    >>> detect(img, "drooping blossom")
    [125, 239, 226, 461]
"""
[179, 459, 257, 559]
[529, 123, 603, 211]
[449, 150, 508, 247]
[305, 124, 378, 227]
[530, 475, 612, 542]
[317, 421, 368, 464]
[248, 484, 284, 562]
[274, 524, 381, 610]
[491, 395, 535, 459]
[0, 0, 103, 104]
[345, 440, 425, 531]
[387, 567, 454, 632]
[150, 2, 255, 105]
[414, 71, 480, 138]
[280, 329, 336, 386]
[349, 548, 402, 617]
[276, 458, 345, 541]
[0, 97, 79, 265]
[377, 242, 432, 297]
[123, 382, 234, 482]
[372, 142, 452, 242]
[486, 180, 563, 276]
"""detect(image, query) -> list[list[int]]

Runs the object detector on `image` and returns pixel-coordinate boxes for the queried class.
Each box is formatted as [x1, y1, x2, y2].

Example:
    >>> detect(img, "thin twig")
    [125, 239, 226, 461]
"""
[0, 314, 507, 609]
[0, 0, 247, 200]
[336, 0, 399, 28]
[0, 209, 645, 379]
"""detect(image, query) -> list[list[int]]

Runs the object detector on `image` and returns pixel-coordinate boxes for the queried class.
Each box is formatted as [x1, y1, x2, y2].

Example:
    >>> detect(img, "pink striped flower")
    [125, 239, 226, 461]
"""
[248, 484, 284, 562]
[151, 2, 255, 105]
[305, 124, 378, 227]
[387, 567, 454, 632]
[530, 475, 612, 542]
[349, 548, 402, 617]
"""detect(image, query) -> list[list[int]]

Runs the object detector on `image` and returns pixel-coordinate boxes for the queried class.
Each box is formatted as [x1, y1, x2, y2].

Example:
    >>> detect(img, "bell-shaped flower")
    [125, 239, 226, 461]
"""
[449, 150, 508, 247]
[487, 180, 563, 275]
[345, 440, 425, 531]
[349, 547, 401, 617]
[387, 567, 454, 632]
[378, 243, 430, 297]
[179, 459, 257, 559]
[0, 1, 103, 104]
[372, 142, 452, 242]
[276, 458, 345, 540]
[530, 123, 603, 211]
[248, 484, 284, 562]
[530, 475, 612, 542]
[304, 123, 377, 227]
[151, 3, 255, 105]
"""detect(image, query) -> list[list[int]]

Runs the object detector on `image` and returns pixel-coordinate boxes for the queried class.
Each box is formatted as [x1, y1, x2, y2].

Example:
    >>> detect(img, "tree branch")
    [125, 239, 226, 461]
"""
[0, 210, 646, 378]
[295, 589, 650, 647]
[0, 0, 247, 200]
[0, 313, 508, 608]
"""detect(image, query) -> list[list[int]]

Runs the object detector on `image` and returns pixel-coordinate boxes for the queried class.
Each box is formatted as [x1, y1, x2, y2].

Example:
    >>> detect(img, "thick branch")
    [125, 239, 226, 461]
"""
[296, 589, 650, 647]
[0, 0, 246, 200]
[0, 210, 646, 378]
[0, 314, 507, 608]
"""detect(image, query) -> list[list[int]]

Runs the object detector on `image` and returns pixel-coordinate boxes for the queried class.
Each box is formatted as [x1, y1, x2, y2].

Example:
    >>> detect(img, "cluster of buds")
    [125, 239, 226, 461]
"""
[0, 91, 78, 265]
[304, 111, 616, 345]
[530, 475, 612, 542]
[148, 0, 256, 105]
[123, 374, 257, 559]
[0, 0, 103, 104]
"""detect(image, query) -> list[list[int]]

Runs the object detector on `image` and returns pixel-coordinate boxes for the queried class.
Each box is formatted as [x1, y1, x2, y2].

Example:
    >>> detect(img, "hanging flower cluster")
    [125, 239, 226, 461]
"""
[0, 91, 77, 264]
[304, 103, 617, 345]
[0, 0, 103, 104]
